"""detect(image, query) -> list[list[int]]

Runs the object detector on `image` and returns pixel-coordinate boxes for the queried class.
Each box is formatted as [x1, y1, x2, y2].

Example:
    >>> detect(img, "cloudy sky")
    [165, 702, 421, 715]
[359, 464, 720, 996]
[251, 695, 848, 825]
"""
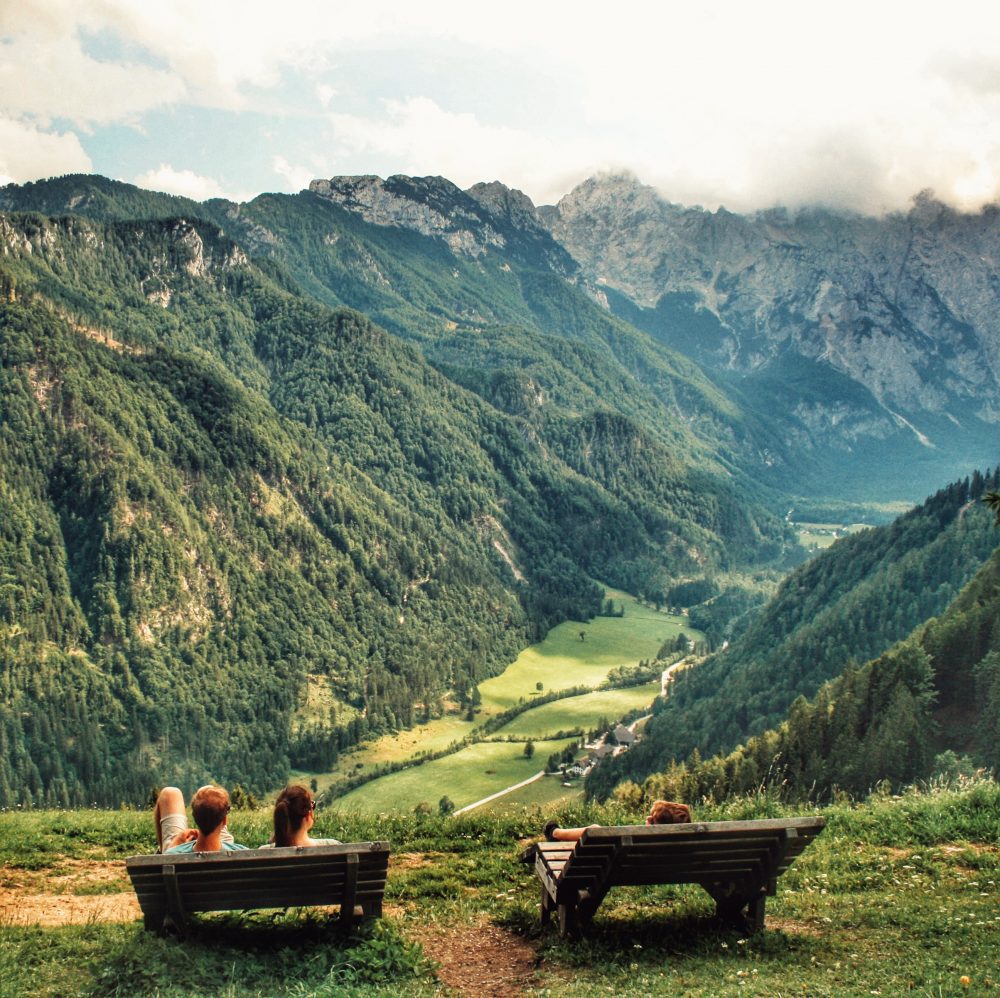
[3, 0, 1000, 214]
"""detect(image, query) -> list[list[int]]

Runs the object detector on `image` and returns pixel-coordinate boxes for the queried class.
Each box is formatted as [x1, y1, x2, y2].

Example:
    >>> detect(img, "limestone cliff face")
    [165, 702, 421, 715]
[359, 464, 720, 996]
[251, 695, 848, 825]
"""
[309, 175, 576, 274]
[542, 175, 1000, 449]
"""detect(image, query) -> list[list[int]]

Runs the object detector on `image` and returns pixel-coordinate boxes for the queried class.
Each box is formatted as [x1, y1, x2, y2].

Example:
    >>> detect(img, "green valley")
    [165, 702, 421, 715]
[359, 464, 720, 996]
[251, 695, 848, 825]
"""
[308, 590, 695, 813]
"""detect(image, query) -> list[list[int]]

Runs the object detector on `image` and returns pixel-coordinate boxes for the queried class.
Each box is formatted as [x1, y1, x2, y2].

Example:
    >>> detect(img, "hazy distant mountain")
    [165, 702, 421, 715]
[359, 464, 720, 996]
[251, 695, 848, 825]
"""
[541, 174, 1000, 500]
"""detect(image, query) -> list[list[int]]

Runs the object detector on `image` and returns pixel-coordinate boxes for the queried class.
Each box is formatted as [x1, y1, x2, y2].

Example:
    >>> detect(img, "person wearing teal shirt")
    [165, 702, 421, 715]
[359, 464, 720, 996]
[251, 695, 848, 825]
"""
[153, 784, 248, 853]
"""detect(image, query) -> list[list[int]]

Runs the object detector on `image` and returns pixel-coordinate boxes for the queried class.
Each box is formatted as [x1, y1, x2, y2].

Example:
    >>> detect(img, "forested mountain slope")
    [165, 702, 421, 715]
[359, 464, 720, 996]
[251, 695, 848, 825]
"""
[621, 539, 1000, 805]
[0, 209, 790, 806]
[1, 175, 796, 591]
[587, 472, 1000, 799]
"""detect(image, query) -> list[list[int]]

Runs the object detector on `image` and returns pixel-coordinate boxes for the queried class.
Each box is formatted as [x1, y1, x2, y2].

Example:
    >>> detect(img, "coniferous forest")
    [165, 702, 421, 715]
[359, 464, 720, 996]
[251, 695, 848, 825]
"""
[1, 175, 998, 809]
[0, 206, 789, 806]
[587, 472, 1000, 801]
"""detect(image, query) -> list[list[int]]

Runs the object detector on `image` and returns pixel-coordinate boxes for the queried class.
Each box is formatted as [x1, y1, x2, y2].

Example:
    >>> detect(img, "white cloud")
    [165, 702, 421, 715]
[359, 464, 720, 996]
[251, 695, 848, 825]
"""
[0, 117, 92, 183]
[132, 165, 234, 201]
[272, 155, 315, 193]
[0, 4, 185, 126]
[316, 84, 338, 108]
[326, 97, 596, 205]
[6, 0, 1000, 213]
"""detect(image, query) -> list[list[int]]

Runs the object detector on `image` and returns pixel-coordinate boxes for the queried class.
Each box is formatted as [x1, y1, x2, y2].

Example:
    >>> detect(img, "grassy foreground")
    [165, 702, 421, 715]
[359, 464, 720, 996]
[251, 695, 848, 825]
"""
[0, 781, 997, 997]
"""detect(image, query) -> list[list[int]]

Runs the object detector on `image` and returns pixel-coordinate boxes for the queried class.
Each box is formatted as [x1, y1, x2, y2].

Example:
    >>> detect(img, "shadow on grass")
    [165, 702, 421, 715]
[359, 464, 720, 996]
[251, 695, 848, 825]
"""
[88, 912, 435, 998]
[497, 897, 817, 970]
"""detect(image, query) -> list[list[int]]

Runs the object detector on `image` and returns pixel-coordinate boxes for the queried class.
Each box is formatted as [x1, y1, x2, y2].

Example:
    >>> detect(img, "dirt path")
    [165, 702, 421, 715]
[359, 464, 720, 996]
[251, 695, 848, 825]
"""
[406, 916, 539, 997]
[0, 859, 140, 926]
[451, 771, 544, 816]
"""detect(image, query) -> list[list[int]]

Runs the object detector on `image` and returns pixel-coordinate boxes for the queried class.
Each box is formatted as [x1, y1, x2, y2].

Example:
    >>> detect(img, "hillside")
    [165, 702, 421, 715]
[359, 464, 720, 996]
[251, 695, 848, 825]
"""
[0, 208, 792, 806]
[1, 175, 796, 578]
[542, 174, 1000, 500]
[587, 471, 1000, 800]
[8, 172, 1000, 507]
[613, 538, 1000, 808]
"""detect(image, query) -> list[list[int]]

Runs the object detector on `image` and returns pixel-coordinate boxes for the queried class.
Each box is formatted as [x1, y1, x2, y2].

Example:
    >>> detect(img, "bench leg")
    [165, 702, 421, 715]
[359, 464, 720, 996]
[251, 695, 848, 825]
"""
[540, 886, 555, 927]
[557, 901, 579, 939]
[576, 887, 605, 927]
[748, 893, 766, 933]
[708, 887, 767, 933]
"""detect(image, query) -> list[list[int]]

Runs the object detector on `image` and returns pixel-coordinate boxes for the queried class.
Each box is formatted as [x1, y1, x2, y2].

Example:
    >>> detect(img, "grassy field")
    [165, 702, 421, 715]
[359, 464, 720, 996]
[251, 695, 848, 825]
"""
[794, 522, 871, 552]
[476, 599, 684, 712]
[1, 780, 997, 997]
[309, 590, 694, 805]
[493, 682, 661, 739]
[329, 738, 578, 814]
[476, 774, 584, 814]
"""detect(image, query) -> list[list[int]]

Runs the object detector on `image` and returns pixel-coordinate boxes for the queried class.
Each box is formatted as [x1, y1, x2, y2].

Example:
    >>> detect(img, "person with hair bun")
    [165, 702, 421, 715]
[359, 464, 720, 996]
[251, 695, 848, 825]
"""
[258, 784, 341, 849]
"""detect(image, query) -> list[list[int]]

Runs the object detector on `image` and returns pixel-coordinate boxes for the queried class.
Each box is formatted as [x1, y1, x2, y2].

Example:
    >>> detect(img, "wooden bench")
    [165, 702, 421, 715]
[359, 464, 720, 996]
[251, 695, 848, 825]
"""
[534, 817, 825, 937]
[126, 841, 391, 934]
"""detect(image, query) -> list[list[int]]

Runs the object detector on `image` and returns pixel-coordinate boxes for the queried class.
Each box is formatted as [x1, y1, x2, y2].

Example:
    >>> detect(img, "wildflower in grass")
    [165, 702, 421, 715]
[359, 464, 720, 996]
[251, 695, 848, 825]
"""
[960, 975, 971, 989]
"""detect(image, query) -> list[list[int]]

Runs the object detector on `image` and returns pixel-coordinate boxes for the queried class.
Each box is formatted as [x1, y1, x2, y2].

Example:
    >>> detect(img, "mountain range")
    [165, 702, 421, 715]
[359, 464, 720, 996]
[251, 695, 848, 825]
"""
[1, 169, 997, 804]
[544, 174, 1000, 499]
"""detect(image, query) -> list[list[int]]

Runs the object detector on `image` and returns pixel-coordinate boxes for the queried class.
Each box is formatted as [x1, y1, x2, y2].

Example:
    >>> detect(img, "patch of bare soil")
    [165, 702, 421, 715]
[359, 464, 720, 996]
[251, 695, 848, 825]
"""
[0, 859, 139, 927]
[391, 851, 436, 871]
[406, 916, 539, 998]
[767, 917, 825, 937]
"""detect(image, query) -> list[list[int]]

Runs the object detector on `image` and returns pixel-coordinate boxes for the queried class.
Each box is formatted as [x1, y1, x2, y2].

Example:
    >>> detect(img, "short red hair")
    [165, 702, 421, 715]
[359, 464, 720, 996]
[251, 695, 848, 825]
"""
[191, 786, 230, 835]
[647, 800, 691, 824]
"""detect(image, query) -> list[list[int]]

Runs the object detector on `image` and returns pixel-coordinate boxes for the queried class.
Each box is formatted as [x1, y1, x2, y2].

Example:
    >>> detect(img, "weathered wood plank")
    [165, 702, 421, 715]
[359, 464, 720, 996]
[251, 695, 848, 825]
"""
[533, 817, 825, 938]
[126, 841, 391, 932]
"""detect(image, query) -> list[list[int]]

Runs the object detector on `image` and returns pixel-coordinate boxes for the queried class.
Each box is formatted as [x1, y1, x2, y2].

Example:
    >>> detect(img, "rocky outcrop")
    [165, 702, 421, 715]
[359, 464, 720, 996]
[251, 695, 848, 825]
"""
[310, 175, 576, 274]
[542, 174, 1000, 445]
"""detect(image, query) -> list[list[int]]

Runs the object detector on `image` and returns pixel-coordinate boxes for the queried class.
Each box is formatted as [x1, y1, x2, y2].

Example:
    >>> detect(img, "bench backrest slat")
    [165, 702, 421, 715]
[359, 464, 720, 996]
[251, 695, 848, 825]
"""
[554, 819, 824, 891]
[126, 842, 390, 926]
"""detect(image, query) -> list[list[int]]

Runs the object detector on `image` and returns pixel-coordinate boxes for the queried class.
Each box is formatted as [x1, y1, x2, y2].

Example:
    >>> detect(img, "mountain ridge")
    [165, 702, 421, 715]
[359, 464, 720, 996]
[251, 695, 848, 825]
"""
[0, 203, 791, 804]
[541, 173, 1000, 496]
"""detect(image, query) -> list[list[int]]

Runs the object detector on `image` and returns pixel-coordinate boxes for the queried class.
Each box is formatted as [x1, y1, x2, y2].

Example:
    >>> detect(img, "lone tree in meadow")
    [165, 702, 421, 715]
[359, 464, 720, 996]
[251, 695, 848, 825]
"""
[438, 795, 454, 816]
[524, 740, 535, 760]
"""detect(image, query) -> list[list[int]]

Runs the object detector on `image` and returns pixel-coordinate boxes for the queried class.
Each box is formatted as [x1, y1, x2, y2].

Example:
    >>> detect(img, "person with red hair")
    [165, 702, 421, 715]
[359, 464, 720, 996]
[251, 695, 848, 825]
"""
[152, 785, 248, 853]
[543, 799, 691, 842]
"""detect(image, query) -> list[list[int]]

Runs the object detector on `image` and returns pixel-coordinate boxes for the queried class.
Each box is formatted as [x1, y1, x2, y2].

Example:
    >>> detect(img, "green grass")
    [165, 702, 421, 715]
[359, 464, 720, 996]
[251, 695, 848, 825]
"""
[795, 522, 871, 552]
[476, 599, 685, 712]
[1, 781, 997, 997]
[304, 589, 696, 808]
[494, 682, 661, 739]
[477, 775, 584, 814]
[328, 738, 577, 815]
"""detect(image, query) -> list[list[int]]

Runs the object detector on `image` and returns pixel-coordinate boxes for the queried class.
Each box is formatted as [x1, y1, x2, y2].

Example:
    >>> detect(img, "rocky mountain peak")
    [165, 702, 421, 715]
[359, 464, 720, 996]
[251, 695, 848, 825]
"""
[465, 181, 538, 226]
[309, 174, 576, 274]
[540, 173, 1000, 477]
